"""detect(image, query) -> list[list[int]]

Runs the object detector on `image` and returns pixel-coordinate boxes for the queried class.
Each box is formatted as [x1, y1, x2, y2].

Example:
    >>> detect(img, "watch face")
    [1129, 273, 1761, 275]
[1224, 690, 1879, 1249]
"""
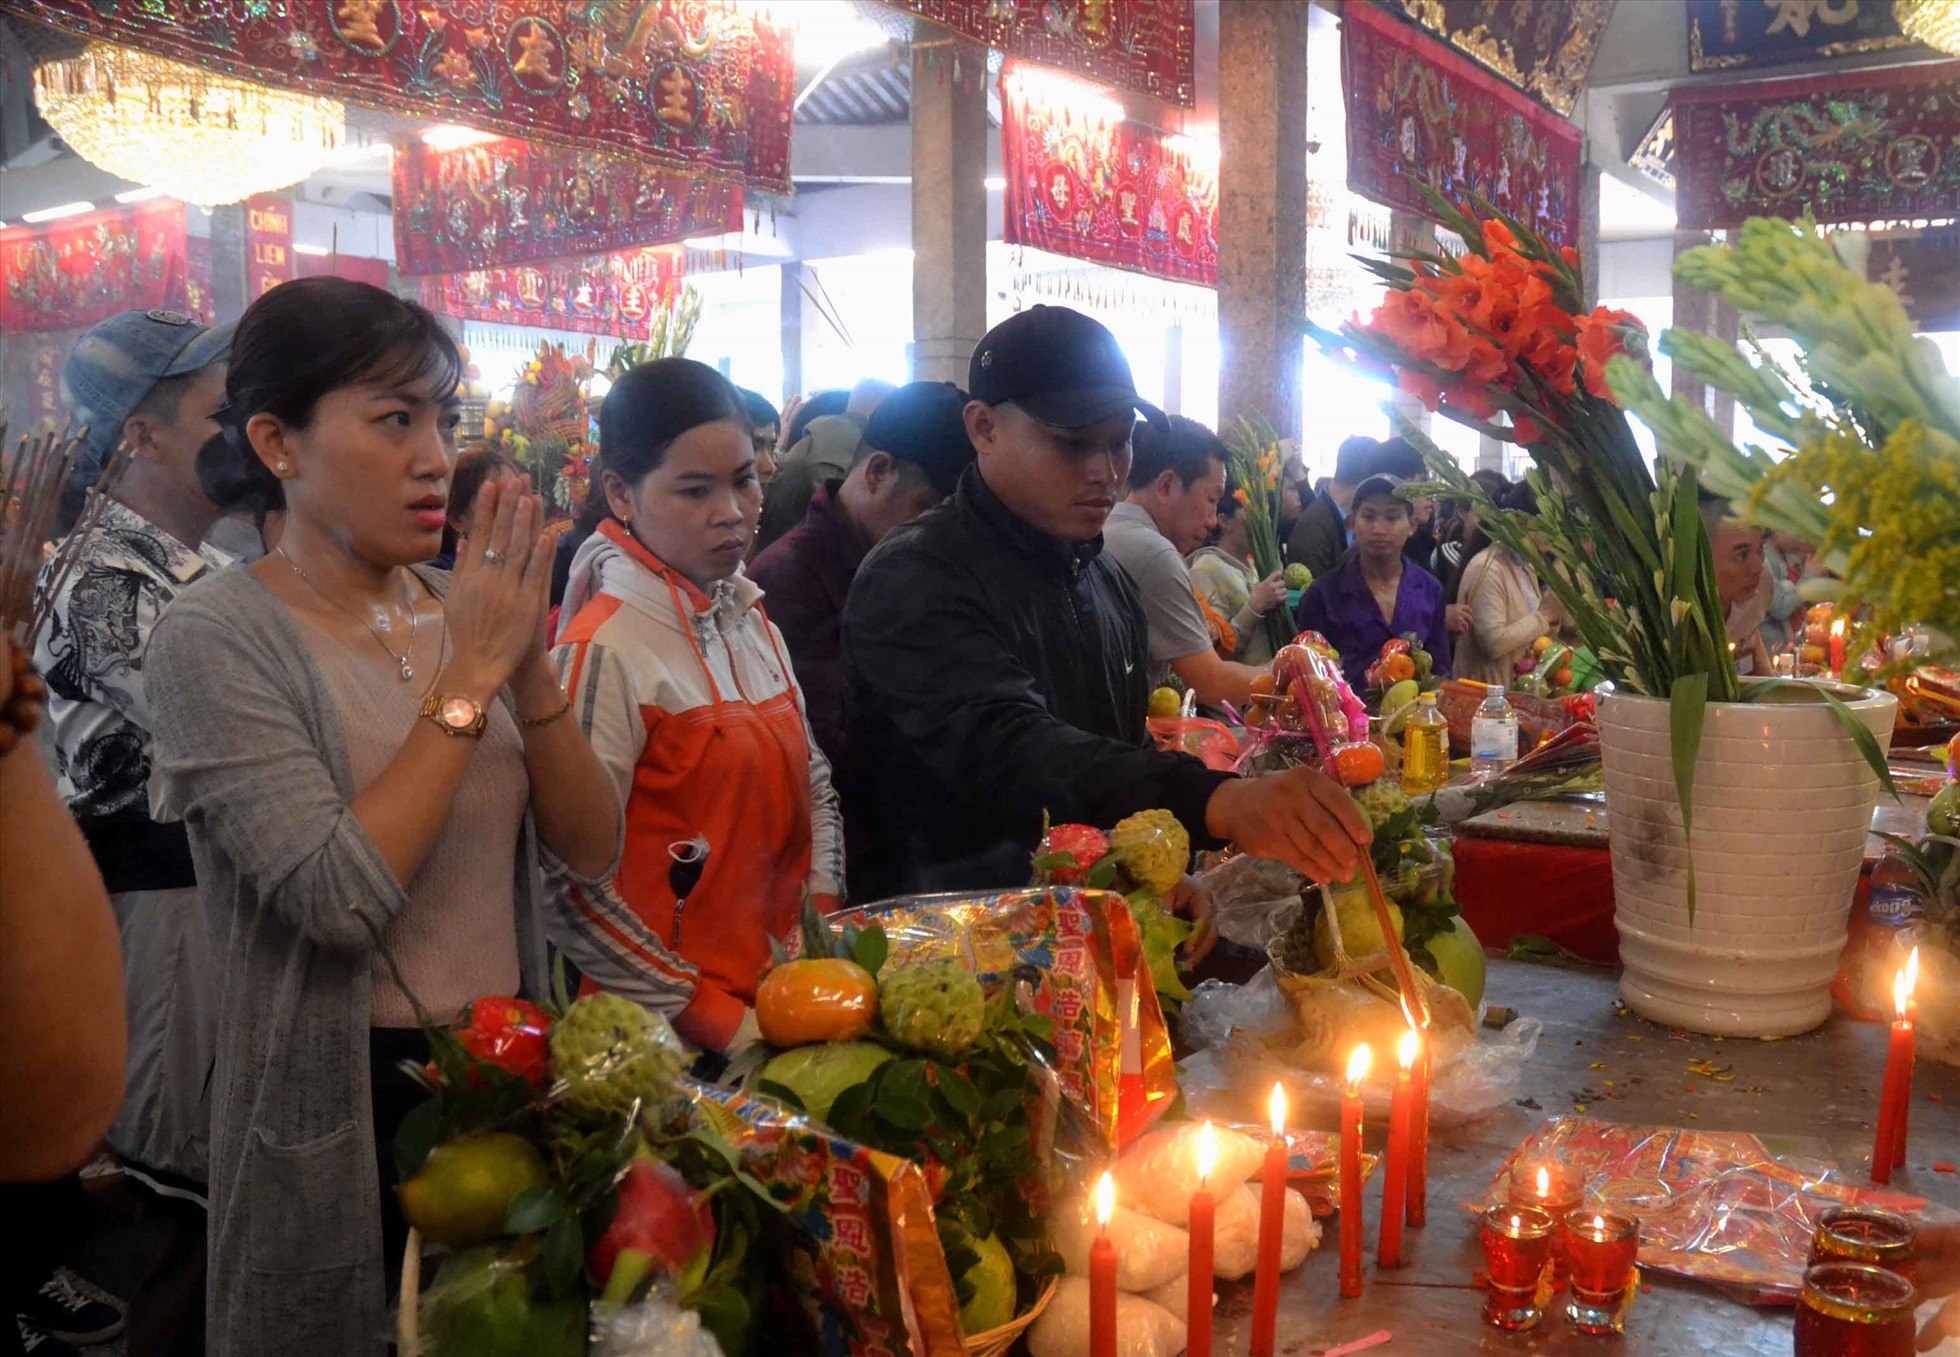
[438, 697, 479, 730]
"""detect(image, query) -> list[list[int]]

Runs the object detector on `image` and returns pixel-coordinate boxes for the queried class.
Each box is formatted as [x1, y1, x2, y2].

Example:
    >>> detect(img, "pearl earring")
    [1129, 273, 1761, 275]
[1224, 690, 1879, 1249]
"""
[276, 461, 291, 474]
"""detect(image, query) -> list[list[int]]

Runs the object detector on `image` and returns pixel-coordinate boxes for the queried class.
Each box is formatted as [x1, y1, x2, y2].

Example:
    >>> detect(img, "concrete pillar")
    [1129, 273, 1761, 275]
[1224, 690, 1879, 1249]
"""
[1578, 162, 1602, 309]
[909, 28, 989, 385]
[780, 260, 804, 402]
[1217, 0, 1308, 437]
[208, 204, 249, 325]
[1669, 228, 1738, 436]
[1164, 321, 1183, 417]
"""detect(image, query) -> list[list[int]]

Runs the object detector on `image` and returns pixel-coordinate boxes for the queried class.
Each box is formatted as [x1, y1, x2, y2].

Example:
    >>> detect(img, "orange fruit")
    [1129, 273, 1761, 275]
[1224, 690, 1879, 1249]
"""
[1250, 671, 1278, 697]
[755, 958, 878, 1047]
[1553, 667, 1573, 687]
[1333, 740, 1387, 787]
[1382, 654, 1417, 684]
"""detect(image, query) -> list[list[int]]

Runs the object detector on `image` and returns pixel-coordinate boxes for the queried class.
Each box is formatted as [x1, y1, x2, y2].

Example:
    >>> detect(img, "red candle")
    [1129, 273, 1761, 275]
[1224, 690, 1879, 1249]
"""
[1872, 964, 1915, 1187]
[1406, 1027, 1430, 1228]
[1563, 1210, 1640, 1335]
[1509, 1163, 1584, 1288]
[1187, 1121, 1216, 1357]
[1378, 1029, 1416, 1269]
[1893, 948, 1920, 1170]
[1340, 1045, 1370, 1299]
[1089, 1172, 1117, 1357]
[1830, 618, 1848, 677]
[1250, 1085, 1288, 1355]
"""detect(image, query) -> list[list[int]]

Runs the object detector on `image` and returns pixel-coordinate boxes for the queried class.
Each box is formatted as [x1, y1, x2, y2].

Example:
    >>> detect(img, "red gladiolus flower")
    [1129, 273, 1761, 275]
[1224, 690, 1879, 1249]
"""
[1511, 416, 1545, 444]
[1577, 306, 1643, 401]
[1398, 368, 1447, 411]
[1560, 245, 1580, 267]
[1482, 219, 1521, 257]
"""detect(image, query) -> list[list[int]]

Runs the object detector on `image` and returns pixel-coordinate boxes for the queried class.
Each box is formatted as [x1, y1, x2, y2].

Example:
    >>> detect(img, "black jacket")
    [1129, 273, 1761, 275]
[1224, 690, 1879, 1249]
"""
[840, 469, 1231, 900]
[1287, 490, 1347, 579]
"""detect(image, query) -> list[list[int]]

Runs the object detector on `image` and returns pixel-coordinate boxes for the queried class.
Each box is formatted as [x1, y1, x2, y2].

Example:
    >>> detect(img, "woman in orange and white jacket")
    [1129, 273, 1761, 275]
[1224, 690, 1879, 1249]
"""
[550, 359, 843, 1053]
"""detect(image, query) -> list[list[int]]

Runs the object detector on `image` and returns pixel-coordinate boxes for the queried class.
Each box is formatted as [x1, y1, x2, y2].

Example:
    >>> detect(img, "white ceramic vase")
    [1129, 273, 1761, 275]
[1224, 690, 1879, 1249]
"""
[1597, 681, 1898, 1038]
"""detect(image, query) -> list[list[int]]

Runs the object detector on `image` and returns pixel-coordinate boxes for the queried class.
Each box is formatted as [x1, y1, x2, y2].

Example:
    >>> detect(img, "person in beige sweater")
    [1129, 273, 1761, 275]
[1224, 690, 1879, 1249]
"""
[1451, 484, 1561, 686]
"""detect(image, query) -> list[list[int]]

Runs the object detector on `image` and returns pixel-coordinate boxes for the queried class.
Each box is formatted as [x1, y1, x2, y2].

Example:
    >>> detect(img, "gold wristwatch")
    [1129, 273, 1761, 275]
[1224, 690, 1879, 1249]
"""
[420, 692, 488, 738]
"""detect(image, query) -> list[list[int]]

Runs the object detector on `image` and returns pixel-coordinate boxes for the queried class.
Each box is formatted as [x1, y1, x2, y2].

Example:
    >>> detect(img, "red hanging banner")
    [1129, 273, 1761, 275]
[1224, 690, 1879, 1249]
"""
[0, 201, 190, 333]
[420, 246, 683, 337]
[1341, 0, 1583, 247]
[1673, 62, 1960, 230]
[392, 135, 742, 276]
[246, 194, 296, 300]
[1000, 68, 1217, 288]
[8, 0, 795, 193]
[876, 0, 1194, 107]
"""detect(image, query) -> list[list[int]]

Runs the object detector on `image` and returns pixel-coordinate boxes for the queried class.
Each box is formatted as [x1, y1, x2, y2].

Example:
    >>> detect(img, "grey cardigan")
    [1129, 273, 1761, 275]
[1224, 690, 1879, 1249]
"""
[147, 567, 555, 1357]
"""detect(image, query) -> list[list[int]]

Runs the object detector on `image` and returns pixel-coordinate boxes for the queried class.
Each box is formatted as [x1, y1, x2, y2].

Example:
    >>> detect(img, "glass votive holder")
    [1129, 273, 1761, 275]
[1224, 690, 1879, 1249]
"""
[1563, 1210, 1640, 1335]
[1480, 1205, 1555, 1331]
[1507, 1161, 1584, 1287]
[1793, 1262, 1917, 1357]
[1810, 1206, 1917, 1285]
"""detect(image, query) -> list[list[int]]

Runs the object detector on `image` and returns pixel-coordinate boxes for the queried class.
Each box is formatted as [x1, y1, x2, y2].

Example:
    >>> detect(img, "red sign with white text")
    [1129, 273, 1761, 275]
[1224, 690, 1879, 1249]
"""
[245, 194, 294, 299]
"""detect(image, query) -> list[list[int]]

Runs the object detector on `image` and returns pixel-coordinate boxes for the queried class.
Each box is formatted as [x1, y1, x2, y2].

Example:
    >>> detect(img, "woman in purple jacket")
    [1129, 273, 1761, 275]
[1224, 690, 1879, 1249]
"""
[1296, 473, 1453, 692]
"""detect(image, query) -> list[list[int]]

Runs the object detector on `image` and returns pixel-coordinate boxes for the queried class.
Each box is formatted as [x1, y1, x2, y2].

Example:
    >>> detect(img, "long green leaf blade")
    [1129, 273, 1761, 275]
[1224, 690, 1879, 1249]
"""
[1670, 673, 1709, 924]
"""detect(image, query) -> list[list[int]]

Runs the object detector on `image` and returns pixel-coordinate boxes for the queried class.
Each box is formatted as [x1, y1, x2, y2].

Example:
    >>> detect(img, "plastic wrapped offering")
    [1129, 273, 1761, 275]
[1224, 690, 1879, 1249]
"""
[1111, 1121, 1266, 1226]
[1027, 1278, 1183, 1357]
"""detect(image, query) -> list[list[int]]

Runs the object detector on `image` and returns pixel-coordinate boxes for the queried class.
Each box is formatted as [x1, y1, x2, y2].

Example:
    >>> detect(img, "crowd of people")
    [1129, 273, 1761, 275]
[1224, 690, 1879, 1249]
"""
[1, 283, 1377, 1357]
[0, 275, 1827, 1357]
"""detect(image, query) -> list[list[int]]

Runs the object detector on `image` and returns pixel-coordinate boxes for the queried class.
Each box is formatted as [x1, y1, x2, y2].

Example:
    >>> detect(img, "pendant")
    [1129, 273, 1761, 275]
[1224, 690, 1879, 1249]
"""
[400, 657, 414, 682]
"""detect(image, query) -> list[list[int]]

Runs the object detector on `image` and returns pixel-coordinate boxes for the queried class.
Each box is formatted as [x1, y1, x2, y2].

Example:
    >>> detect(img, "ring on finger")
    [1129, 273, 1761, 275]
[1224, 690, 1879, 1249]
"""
[483, 548, 505, 565]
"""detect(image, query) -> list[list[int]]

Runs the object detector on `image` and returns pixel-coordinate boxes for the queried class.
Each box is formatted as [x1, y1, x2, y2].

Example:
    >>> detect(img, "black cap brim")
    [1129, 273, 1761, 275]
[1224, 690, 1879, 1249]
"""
[1013, 385, 1169, 432]
[1350, 473, 1408, 510]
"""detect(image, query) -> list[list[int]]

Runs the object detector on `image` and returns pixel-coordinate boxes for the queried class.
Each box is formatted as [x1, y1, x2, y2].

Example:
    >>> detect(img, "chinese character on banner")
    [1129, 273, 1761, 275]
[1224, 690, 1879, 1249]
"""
[246, 194, 294, 298]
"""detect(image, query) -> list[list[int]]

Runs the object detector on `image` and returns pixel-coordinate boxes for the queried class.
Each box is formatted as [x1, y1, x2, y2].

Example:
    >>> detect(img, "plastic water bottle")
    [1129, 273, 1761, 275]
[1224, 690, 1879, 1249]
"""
[1470, 687, 1519, 779]
[1401, 692, 1450, 795]
[1868, 848, 1925, 930]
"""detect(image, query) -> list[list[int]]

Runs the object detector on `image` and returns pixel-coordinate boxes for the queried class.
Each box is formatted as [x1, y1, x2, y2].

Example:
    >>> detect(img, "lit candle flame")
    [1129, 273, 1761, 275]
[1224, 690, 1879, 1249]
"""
[1398, 1027, 1420, 1071]
[1197, 1120, 1217, 1188]
[1269, 1082, 1288, 1136]
[1346, 1044, 1372, 1089]
[1095, 1171, 1114, 1229]
[1896, 964, 1912, 1021]
[1536, 1166, 1551, 1198]
[1593, 1214, 1606, 1232]
[1832, 618, 1847, 638]
[1510, 1213, 1522, 1232]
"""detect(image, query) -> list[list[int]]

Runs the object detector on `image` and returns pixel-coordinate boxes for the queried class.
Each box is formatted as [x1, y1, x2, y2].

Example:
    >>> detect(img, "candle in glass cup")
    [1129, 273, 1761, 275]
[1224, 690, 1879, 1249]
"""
[1378, 1029, 1417, 1268]
[1480, 1206, 1555, 1331]
[1811, 1206, 1917, 1285]
[1872, 964, 1915, 1187]
[1794, 1261, 1917, 1357]
[1089, 1172, 1117, 1357]
[1250, 1085, 1288, 1355]
[1509, 1163, 1583, 1287]
[1339, 1045, 1370, 1299]
[1187, 1122, 1216, 1357]
[1563, 1211, 1640, 1334]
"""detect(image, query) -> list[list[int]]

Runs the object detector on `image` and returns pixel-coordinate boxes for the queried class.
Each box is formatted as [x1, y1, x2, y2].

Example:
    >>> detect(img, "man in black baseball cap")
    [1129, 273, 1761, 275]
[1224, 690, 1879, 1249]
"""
[752, 380, 975, 777]
[840, 306, 1371, 906]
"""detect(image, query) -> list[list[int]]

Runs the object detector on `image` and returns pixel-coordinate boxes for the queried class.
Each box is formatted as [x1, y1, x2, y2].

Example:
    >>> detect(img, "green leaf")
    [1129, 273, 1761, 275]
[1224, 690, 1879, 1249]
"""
[936, 1065, 981, 1119]
[392, 1097, 442, 1181]
[549, 951, 572, 1018]
[981, 1087, 1027, 1124]
[1082, 855, 1123, 890]
[825, 1080, 876, 1134]
[1669, 672, 1708, 923]
[691, 1283, 752, 1357]
[540, 1212, 586, 1299]
[880, 1096, 932, 1132]
[1031, 851, 1079, 877]
[853, 924, 890, 978]
[504, 1185, 567, 1235]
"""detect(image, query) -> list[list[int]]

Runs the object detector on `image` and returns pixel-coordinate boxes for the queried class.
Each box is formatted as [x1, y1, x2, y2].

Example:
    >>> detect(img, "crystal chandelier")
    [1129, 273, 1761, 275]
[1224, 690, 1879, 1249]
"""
[1898, 0, 1960, 56]
[34, 44, 346, 207]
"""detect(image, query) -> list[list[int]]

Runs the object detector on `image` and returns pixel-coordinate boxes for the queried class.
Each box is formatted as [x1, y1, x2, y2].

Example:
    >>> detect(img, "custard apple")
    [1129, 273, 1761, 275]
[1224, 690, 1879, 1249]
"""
[878, 961, 985, 1061]
[1283, 563, 1313, 591]
[548, 992, 686, 1120]
[1109, 809, 1190, 896]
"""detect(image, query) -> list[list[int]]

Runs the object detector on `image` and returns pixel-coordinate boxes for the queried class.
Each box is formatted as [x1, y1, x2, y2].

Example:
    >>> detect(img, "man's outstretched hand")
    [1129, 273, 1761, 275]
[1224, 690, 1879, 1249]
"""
[1204, 765, 1372, 885]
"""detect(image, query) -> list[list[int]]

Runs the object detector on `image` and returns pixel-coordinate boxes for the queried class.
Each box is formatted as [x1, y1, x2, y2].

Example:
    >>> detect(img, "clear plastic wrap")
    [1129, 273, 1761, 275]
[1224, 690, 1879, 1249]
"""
[1461, 1117, 1928, 1301]
[1190, 854, 1307, 951]
[590, 1283, 726, 1356]
[1176, 970, 1541, 1131]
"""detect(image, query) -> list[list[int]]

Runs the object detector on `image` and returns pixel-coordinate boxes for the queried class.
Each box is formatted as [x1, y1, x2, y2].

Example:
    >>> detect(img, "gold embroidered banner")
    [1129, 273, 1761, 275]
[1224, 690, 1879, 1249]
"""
[1369, 0, 1615, 117]
[1690, 0, 1925, 72]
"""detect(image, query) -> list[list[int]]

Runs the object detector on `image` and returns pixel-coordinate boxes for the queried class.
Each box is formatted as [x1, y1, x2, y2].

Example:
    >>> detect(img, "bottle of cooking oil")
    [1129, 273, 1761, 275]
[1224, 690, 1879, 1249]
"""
[1401, 691, 1449, 795]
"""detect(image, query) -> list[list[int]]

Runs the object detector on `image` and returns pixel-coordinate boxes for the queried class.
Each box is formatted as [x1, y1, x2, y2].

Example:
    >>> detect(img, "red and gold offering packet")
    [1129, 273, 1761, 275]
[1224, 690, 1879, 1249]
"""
[841, 887, 1179, 1151]
[687, 1080, 965, 1357]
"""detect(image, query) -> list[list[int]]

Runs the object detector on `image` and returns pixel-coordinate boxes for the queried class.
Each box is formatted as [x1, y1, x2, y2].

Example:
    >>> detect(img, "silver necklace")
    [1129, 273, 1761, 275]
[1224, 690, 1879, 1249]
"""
[277, 548, 420, 682]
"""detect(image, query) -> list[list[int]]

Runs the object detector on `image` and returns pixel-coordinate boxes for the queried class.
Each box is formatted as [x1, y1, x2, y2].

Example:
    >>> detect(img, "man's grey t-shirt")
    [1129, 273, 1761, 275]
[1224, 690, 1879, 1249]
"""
[1101, 501, 1214, 689]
